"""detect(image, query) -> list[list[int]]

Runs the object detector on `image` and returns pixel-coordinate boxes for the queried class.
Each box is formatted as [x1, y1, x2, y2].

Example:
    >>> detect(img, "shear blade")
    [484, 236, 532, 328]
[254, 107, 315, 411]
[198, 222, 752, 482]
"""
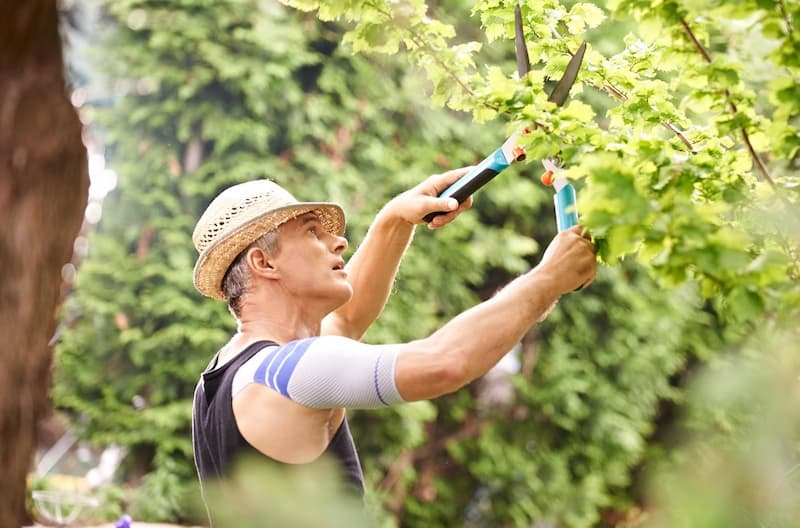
[514, 4, 531, 77]
[547, 41, 586, 106]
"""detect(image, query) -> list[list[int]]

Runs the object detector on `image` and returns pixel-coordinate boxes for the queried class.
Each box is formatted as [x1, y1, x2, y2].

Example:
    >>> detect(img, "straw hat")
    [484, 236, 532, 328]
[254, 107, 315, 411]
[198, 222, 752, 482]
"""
[192, 180, 345, 300]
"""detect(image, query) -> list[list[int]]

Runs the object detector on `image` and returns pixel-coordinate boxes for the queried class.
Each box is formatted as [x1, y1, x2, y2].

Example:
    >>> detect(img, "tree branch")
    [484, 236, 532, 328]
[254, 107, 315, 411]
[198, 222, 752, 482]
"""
[363, 0, 562, 133]
[365, 1, 503, 113]
[661, 121, 695, 152]
[557, 31, 695, 151]
[585, 77, 695, 151]
[378, 415, 485, 516]
[679, 18, 777, 188]
[404, 31, 500, 113]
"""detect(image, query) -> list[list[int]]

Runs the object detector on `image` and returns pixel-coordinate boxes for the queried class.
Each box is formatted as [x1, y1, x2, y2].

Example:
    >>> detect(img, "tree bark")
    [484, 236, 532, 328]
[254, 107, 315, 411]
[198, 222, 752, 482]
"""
[0, 1, 89, 526]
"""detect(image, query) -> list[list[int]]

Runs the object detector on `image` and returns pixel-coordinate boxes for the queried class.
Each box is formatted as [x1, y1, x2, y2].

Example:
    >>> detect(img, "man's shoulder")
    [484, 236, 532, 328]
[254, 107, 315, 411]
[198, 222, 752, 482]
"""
[218, 338, 279, 369]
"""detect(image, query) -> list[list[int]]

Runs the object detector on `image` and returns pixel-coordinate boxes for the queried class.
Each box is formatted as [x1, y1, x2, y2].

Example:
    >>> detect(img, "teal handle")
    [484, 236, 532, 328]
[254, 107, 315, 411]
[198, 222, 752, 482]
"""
[554, 183, 578, 232]
[438, 148, 510, 200]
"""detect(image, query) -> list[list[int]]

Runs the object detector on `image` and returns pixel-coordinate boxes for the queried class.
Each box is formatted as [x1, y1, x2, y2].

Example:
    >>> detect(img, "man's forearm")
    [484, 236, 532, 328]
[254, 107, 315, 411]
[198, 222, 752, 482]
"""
[431, 267, 560, 381]
[394, 267, 562, 401]
[326, 207, 415, 339]
[324, 169, 472, 338]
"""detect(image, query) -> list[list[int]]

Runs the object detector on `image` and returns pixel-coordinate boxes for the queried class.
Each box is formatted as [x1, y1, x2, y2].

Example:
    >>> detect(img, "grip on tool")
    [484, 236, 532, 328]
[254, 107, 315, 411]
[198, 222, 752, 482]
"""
[423, 136, 525, 223]
[554, 183, 578, 232]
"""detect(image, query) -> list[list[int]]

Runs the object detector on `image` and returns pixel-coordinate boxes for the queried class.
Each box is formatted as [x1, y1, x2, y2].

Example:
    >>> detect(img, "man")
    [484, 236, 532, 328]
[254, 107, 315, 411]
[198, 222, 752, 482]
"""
[191, 168, 596, 515]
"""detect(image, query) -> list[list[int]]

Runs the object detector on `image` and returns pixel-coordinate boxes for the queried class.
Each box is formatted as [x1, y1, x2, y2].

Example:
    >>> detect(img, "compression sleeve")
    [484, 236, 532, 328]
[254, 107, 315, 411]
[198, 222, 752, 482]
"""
[231, 336, 406, 409]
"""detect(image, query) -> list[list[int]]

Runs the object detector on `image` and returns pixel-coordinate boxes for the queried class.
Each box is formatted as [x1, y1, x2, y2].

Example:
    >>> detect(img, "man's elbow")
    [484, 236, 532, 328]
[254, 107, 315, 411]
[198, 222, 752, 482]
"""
[395, 345, 470, 401]
[434, 356, 470, 397]
[426, 345, 472, 397]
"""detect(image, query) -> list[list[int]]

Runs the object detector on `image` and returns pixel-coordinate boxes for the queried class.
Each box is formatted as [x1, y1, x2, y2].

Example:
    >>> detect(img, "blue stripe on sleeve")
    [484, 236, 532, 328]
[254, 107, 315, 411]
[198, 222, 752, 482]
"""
[254, 347, 282, 385]
[275, 338, 315, 397]
[266, 342, 298, 390]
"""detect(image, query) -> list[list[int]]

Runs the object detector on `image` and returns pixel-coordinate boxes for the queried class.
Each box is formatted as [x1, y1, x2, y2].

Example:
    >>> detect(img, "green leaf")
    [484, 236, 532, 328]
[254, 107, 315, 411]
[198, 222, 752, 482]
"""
[560, 99, 595, 121]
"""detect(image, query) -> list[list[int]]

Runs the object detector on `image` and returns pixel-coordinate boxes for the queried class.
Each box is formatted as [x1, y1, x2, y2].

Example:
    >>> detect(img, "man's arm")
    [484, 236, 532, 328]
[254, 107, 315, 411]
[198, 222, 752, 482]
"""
[322, 168, 473, 340]
[233, 227, 596, 412]
[393, 226, 596, 401]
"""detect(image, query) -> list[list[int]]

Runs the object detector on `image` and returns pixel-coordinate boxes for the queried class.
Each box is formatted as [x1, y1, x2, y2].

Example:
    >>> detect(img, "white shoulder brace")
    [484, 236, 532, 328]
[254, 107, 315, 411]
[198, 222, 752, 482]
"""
[232, 336, 405, 409]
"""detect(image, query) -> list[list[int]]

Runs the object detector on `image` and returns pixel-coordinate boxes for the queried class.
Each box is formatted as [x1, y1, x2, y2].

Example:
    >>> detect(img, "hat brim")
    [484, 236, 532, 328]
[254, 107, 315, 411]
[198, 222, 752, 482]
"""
[193, 202, 345, 300]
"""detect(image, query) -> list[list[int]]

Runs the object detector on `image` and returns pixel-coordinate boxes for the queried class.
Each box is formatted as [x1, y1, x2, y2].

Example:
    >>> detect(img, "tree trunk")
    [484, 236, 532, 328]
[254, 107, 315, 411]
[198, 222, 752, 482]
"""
[0, 1, 89, 526]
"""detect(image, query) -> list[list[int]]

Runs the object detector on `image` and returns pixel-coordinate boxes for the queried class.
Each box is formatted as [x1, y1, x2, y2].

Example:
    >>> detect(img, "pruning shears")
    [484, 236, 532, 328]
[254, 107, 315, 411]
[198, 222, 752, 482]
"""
[515, 3, 587, 232]
[424, 4, 586, 232]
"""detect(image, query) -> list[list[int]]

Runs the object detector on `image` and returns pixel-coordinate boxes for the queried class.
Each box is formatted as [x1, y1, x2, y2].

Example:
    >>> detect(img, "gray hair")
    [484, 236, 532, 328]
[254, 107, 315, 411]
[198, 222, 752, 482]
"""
[222, 229, 280, 317]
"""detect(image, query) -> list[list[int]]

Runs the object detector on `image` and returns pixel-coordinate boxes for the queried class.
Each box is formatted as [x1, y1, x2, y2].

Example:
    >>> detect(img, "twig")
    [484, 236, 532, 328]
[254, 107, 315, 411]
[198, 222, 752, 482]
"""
[586, 77, 696, 151]
[778, 1, 796, 43]
[365, 0, 567, 134]
[404, 31, 500, 113]
[681, 18, 800, 279]
[680, 18, 777, 189]
[557, 27, 695, 151]
[378, 416, 485, 512]
[366, 0, 505, 114]
[680, 19, 713, 62]
[402, 18, 559, 133]
[661, 121, 696, 151]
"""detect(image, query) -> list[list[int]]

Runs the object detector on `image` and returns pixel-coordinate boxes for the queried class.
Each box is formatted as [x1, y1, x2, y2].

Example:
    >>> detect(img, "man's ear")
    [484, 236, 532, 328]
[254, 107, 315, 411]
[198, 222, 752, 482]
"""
[246, 247, 279, 279]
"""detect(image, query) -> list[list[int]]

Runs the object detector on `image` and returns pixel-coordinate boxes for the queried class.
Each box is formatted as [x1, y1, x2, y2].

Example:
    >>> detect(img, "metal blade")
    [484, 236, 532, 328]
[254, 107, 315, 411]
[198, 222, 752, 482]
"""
[547, 41, 586, 106]
[514, 4, 531, 77]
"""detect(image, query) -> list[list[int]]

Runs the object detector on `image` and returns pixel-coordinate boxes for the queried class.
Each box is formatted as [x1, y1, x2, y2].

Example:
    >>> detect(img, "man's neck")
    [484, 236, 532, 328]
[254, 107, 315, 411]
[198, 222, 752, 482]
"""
[215, 305, 324, 366]
[237, 290, 328, 341]
[237, 317, 320, 344]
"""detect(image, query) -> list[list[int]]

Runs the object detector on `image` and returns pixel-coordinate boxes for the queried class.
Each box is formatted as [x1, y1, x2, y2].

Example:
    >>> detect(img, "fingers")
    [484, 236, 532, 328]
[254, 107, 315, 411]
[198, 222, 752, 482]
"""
[410, 166, 477, 225]
[566, 224, 591, 239]
[577, 230, 598, 289]
[565, 225, 595, 248]
[578, 253, 598, 289]
[540, 224, 598, 293]
[417, 195, 458, 218]
[426, 166, 474, 195]
[427, 196, 473, 229]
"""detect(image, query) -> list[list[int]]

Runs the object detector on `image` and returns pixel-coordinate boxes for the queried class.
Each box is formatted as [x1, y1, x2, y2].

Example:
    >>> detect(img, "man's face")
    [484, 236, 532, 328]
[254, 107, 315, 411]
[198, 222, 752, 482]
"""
[270, 212, 352, 309]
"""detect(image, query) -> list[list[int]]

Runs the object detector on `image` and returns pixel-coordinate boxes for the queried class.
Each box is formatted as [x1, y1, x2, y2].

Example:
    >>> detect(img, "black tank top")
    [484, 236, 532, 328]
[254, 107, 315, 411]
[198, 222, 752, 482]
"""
[192, 340, 365, 493]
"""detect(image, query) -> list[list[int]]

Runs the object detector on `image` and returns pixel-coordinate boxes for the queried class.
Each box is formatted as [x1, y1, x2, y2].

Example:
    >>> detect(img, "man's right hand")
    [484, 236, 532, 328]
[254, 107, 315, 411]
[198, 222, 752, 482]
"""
[536, 226, 597, 293]
[383, 167, 475, 230]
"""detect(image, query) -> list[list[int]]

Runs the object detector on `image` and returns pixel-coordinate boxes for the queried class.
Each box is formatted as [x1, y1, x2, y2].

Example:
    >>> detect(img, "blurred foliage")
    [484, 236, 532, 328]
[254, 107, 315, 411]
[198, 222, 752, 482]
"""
[643, 321, 800, 528]
[51, 0, 800, 526]
[199, 453, 370, 527]
[92, 483, 126, 523]
[25, 474, 51, 522]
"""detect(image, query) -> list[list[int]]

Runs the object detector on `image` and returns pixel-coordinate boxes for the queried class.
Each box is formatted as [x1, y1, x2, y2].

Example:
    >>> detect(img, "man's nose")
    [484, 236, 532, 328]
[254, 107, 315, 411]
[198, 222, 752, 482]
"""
[332, 234, 348, 255]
